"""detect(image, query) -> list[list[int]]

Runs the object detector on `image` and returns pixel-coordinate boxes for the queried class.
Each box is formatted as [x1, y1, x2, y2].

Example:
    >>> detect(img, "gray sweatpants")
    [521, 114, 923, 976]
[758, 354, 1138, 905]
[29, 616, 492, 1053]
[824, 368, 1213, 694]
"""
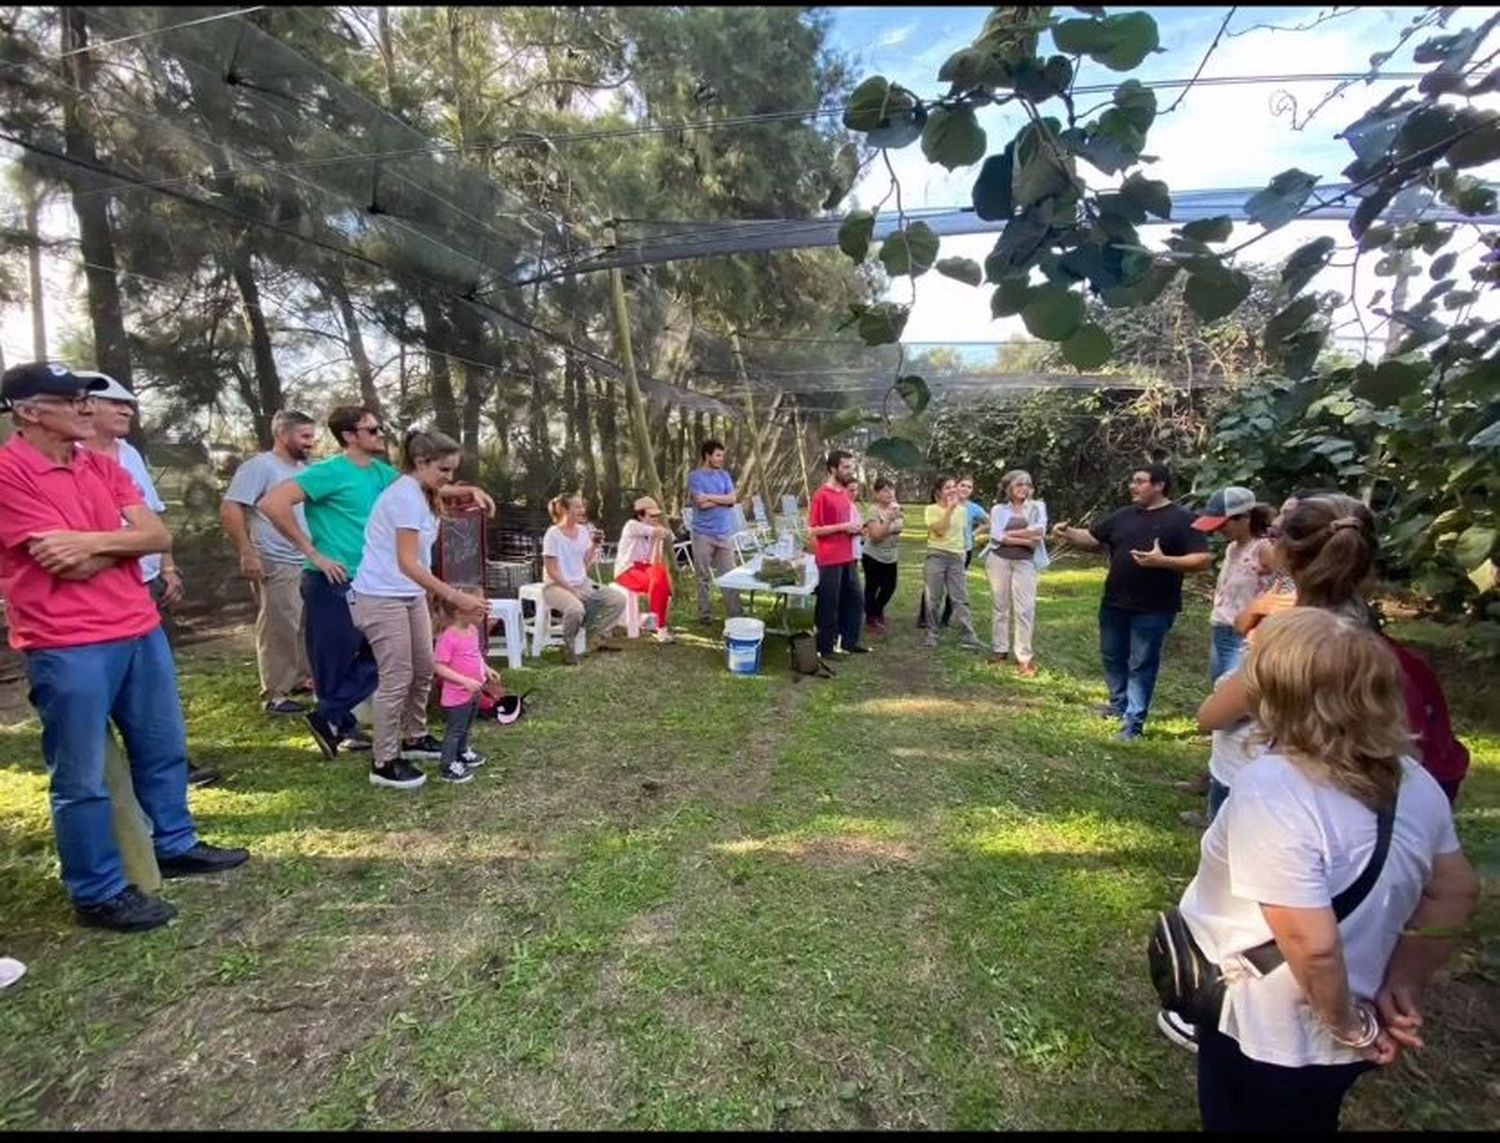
[923, 550, 976, 638]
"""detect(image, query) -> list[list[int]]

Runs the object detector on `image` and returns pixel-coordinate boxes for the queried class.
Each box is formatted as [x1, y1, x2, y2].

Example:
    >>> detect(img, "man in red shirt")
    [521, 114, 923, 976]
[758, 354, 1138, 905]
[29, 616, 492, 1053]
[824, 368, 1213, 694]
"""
[807, 449, 869, 659]
[0, 362, 248, 934]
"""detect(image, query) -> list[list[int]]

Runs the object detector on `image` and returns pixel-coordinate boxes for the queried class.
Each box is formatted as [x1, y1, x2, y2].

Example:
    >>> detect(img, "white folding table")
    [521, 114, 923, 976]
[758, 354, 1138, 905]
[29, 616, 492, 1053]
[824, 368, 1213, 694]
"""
[713, 553, 818, 635]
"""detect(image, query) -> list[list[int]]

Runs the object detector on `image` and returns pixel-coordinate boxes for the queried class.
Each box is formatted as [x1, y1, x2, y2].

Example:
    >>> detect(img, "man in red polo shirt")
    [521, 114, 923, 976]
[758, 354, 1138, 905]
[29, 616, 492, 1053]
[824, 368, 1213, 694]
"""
[807, 449, 869, 660]
[0, 362, 248, 933]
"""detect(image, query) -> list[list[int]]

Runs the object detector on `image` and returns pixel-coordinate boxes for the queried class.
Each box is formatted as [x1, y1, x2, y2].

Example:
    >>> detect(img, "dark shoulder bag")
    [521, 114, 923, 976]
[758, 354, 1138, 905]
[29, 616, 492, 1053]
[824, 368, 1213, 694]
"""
[1148, 797, 1395, 1025]
[789, 632, 834, 679]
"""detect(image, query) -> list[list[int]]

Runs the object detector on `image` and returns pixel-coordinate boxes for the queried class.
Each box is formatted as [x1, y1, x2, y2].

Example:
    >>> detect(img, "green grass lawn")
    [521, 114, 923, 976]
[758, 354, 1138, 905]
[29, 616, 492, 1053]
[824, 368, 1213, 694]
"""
[1, 551, 1495, 1129]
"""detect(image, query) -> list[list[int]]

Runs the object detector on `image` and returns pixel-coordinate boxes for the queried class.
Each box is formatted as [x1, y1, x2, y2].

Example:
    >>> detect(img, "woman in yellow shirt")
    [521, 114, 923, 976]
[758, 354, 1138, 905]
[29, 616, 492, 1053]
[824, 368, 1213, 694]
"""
[923, 476, 984, 651]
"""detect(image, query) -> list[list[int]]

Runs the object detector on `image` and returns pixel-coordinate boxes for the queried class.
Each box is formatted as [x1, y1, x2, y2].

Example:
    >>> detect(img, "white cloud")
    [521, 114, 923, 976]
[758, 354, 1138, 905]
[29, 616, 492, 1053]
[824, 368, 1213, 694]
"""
[873, 23, 917, 51]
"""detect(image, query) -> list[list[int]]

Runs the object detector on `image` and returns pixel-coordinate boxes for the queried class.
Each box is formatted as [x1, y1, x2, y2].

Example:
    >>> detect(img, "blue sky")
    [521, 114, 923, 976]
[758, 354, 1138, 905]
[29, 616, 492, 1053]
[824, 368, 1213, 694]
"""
[822, 5, 1500, 349]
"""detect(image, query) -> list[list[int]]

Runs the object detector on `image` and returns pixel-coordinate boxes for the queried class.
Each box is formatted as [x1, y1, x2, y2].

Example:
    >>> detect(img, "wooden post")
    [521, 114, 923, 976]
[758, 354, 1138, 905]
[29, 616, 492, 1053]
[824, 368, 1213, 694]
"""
[728, 330, 770, 505]
[605, 224, 663, 504]
[792, 405, 812, 502]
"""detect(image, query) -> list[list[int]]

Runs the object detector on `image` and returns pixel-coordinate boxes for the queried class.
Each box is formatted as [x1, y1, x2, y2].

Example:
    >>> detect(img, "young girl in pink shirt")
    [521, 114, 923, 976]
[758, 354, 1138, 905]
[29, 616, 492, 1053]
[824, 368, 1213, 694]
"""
[431, 594, 501, 783]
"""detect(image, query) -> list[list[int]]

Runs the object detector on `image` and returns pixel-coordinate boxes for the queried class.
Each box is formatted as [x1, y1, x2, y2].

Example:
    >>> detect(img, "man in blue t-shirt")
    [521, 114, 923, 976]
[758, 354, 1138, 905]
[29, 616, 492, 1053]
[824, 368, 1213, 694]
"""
[686, 439, 743, 624]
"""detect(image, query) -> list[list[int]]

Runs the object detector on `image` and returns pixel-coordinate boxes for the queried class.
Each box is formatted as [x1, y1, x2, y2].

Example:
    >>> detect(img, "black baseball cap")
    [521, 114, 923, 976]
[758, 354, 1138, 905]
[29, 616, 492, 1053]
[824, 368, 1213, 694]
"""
[0, 362, 108, 410]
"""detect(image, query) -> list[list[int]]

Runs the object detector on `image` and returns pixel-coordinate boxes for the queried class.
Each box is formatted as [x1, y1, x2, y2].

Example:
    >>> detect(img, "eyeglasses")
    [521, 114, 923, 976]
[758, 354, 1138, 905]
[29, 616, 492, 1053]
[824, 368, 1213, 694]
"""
[357, 424, 384, 436]
[24, 393, 96, 411]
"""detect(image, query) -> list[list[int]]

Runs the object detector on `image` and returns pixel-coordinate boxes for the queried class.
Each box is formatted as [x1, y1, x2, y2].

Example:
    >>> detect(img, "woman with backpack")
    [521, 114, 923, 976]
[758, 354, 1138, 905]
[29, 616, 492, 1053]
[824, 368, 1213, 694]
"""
[1170, 607, 1478, 1130]
[1158, 493, 1473, 1053]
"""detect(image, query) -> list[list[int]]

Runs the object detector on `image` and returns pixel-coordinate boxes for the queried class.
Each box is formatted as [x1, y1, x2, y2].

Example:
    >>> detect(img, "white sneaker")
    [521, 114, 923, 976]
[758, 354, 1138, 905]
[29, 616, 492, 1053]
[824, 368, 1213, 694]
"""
[652, 628, 676, 644]
[1156, 1009, 1199, 1053]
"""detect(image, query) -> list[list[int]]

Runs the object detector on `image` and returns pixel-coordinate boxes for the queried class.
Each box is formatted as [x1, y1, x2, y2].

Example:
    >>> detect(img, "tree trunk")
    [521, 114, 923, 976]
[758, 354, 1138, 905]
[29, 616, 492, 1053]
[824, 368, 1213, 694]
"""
[562, 359, 578, 458]
[605, 228, 662, 504]
[24, 181, 46, 360]
[596, 375, 623, 529]
[376, 7, 398, 105]
[492, 386, 510, 463]
[418, 295, 460, 440]
[571, 351, 599, 516]
[61, 7, 132, 392]
[330, 278, 384, 420]
[529, 362, 552, 475]
[226, 239, 281, 448]
[449, 303, 491, 467]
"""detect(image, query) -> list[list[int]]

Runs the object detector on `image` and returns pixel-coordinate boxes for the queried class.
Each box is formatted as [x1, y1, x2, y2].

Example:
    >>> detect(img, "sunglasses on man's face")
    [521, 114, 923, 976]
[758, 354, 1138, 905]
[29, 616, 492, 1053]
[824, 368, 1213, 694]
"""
[358, 424, 384, 436]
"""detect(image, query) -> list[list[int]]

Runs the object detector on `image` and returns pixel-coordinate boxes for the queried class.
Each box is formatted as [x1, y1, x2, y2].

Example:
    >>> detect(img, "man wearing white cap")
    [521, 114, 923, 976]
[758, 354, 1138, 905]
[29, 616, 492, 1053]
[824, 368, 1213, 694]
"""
[78, 371, 218, 787]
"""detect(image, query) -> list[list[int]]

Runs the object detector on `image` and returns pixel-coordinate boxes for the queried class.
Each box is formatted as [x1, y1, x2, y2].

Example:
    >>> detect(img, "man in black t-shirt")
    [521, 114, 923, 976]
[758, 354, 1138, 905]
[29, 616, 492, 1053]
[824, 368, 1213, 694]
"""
[1053, 464, 1211, 740]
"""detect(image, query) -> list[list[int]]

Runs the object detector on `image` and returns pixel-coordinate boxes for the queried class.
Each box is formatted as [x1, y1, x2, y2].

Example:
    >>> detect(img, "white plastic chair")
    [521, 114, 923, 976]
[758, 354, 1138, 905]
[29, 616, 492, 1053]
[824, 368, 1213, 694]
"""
[517, 582, 587, 658]
[485, 598, 525, 670]
[730, 529, 763, 565]
[617, 587, 660, 638]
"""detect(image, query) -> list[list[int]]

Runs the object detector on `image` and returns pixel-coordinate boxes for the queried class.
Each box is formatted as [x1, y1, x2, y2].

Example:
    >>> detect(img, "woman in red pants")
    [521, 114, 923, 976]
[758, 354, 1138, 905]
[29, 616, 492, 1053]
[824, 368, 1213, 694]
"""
[614, 496, 676, 644]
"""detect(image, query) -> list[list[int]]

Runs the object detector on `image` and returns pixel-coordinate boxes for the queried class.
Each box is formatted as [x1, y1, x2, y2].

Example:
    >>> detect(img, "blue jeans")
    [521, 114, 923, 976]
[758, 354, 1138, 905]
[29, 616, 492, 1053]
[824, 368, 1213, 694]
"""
[25, 628, 198, 905]
[1209, 623, 1246, 685]
[302, 571, 379, 733]
[1098, 604, 1175, 734]
[1207, 777, 1232, 822]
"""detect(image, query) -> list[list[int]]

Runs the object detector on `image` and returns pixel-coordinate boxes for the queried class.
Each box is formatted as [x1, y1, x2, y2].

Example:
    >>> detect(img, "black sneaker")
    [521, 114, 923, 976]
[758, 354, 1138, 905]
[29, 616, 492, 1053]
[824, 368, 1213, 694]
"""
[186, 762, 220, 787]
[158, 842, 250, 879]
[846, 645, 872, 654]
[369, 758, 426, 790]
[335, 718, 372, 751]
[305, 711, 339, 760]
[460, 748, 486, 769]
[264, 698, 307, 716]
[75, 885, 176, 933]
[400, 734, 443, 760]
[1156, 1009, 1199, 1053]
[437, 759, 473, 784]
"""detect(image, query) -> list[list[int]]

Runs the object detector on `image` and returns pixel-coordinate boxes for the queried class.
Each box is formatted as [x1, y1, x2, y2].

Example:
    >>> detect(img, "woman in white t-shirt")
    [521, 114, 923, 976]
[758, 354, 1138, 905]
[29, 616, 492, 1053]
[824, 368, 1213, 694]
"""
[1177, 607, 1476, 1131]
[542, 494, 627, 665]
[350, 430, 478, 791]
[1161, 494, 1428, 1050]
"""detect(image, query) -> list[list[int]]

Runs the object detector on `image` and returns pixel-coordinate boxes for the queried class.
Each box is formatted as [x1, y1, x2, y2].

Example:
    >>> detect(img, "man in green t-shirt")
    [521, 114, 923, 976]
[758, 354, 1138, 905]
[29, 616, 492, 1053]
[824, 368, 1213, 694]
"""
[260, 406, 395, 757]
[260, 406, 493, 760]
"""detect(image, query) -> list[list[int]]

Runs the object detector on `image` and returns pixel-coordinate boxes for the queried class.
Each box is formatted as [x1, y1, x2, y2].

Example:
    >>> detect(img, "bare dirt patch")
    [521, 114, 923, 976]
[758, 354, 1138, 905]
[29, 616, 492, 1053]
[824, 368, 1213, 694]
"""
[64, 928, 455, 1130]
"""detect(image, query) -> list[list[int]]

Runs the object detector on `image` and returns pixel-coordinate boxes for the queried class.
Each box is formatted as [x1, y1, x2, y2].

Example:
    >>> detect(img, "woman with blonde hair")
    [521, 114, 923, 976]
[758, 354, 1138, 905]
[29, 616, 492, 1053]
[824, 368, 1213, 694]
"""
[984, 468, 1049, 675]
[541, 493, 627, 664]
[349, 429, 480, 790]
[1176, 607, 1477, 1130]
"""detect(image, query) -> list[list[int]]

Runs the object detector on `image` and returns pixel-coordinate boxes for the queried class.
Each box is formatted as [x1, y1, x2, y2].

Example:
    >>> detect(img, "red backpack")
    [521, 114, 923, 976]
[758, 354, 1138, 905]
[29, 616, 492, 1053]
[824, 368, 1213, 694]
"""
[1384, 635, 1470, 796]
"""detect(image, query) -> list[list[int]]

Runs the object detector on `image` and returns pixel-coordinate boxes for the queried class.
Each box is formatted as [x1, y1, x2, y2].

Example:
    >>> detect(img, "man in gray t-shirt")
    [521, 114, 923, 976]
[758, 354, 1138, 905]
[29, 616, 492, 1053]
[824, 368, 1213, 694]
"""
[220, 410, 317, 714]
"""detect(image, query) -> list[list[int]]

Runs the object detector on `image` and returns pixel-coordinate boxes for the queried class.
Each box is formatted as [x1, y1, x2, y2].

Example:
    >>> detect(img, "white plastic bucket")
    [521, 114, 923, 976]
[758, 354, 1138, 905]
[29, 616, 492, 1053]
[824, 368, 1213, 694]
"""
[724, 617, 766, 676]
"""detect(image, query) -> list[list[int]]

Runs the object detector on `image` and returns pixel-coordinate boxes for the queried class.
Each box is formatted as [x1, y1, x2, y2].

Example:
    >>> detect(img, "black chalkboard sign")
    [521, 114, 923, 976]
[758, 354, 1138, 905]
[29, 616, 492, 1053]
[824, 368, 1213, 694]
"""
[437, 509, 487, 586]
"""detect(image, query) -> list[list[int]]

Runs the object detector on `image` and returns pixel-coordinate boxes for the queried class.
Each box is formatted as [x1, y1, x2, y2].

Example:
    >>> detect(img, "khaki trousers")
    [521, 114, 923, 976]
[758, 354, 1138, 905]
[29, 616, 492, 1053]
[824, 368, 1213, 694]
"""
[349, 593, 433, 763]
[542, 581, 628, 644]
[690, 532, 742, 621]
[251, 560, 309, 701]
[985, 554, 1038, 664]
